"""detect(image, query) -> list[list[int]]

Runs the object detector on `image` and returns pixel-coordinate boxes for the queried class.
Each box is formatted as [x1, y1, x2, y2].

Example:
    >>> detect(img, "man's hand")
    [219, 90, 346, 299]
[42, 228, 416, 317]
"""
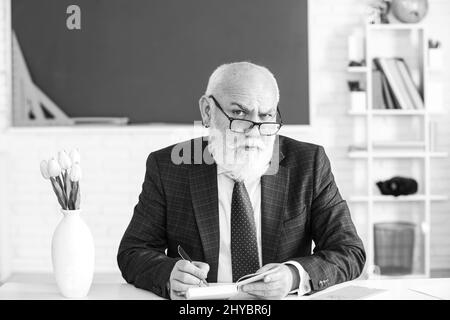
[169, 260, 209, 300]
[241, 263, 299, 300]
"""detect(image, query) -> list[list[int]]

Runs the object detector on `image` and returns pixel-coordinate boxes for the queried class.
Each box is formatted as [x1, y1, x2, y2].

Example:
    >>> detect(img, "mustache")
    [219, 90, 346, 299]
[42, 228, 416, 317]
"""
[227, 138, 266, 150]
[208, 129, 273, 153]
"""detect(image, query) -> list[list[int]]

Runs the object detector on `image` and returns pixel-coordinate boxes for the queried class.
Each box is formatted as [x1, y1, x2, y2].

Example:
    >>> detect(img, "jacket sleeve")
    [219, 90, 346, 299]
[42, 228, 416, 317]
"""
[117, 152, 179, 299]
[291, 146, 366, 293]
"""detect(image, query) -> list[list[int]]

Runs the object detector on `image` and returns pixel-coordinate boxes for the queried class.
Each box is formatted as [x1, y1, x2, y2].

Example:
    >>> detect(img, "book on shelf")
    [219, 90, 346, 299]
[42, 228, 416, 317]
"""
[373, 60, 399, 109]
[373, 58, 423, 110]
[373, 58, 411, 109]
[381, 70, 401, 109]
[348, 144, 427, 153]
[372, 70, 385, 109]
[395, 58, 424, 110]
[387, 58, 415, 109]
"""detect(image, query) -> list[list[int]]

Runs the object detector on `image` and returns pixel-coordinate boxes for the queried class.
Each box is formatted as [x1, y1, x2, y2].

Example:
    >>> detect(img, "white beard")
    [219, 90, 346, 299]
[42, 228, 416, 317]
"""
[207, 128, 275, 182]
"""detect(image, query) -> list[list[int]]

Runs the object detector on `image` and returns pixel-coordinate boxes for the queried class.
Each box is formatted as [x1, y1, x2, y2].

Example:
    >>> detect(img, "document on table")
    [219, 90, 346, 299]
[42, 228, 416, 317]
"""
[409, 283, 450, 300]
[310, 286, 386, 300]
[185, 266, 281, 300]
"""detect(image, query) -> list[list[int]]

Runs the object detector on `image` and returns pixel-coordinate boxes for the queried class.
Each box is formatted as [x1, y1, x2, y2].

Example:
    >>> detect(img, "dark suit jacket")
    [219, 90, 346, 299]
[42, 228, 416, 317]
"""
[117, 135, 366, 299]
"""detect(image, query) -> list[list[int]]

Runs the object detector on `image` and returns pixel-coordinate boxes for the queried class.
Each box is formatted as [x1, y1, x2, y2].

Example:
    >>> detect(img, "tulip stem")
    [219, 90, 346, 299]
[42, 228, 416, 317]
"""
[64, 171, 73, 210]
[55, 176, 68, 209]
[70, 181, 80, 210]
[75, 181, 81, 209]
[50, 177, 67, 210]
[61, 171, 66, 195]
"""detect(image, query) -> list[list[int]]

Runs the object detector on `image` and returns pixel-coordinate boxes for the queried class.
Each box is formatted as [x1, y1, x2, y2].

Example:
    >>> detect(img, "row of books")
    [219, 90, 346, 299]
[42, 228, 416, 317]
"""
[372, 57, 424, 110]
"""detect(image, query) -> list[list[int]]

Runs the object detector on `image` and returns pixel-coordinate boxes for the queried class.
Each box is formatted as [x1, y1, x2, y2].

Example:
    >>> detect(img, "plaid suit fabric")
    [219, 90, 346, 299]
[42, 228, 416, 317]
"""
[117, 135, 366, 298]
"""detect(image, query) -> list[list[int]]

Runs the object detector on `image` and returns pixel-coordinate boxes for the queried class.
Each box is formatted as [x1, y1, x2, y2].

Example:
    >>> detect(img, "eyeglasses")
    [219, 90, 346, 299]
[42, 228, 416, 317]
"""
[208, 95, 283, 136]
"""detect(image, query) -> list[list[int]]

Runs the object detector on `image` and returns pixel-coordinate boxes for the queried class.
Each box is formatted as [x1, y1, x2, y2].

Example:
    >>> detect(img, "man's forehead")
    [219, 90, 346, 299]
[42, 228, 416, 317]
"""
[217, 86, 277, 112]
[226, 94, 275, 111]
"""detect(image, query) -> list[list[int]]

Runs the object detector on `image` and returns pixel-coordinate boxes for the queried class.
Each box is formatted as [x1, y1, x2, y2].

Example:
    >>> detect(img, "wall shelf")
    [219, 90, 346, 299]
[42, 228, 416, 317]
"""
[348, 109, 447, 116]
[348, 66, 368, 73]
[349, 195, 448, 202]
[348, 151, 448, 158]
[347, 23, 448, 279]
[372, 141, 426, 148]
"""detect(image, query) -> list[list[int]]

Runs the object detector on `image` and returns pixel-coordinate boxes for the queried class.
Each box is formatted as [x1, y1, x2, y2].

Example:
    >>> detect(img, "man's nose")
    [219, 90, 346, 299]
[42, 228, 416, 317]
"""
[245, 124, 260, 137]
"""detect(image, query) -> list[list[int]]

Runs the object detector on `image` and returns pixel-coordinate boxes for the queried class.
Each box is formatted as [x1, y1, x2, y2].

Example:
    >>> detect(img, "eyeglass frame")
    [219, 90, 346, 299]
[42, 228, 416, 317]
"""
[208, 95, 283, 136]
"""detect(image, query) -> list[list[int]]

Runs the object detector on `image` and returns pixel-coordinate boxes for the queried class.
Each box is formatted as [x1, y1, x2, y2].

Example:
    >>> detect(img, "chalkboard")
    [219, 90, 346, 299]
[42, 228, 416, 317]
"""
[12, 0, 309, 125]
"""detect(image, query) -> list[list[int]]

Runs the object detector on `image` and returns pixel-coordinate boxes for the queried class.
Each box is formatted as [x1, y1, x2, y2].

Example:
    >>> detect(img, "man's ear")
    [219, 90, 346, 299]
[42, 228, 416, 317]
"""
[199, 95, 211, 127]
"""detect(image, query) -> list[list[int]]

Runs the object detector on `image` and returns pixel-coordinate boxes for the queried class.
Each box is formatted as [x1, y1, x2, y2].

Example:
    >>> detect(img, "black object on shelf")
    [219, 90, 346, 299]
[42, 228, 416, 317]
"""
[348, 60, 366, 67]
[376, 176, 418, 197]
[348, 81, 364, 92]
[374, 222, 416, 275]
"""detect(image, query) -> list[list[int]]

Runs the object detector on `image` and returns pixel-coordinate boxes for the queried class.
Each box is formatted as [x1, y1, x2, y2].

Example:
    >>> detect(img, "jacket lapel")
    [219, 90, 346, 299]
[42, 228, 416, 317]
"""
[189, 142, 220, 282]
[261, 144, 289, 265]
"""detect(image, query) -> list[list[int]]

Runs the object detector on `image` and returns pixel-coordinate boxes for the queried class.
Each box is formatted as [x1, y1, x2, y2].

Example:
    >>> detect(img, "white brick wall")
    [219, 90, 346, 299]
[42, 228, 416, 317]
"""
[0, 0, 449, 275]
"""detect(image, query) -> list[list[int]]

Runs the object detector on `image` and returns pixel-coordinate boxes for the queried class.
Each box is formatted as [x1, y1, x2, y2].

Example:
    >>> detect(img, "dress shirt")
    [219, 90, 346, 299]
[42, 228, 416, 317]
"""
[216, 165, 311, 296]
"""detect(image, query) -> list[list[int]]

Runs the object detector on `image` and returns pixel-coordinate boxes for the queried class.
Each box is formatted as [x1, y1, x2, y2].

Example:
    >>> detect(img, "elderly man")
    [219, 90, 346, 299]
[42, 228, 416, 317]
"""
[117, 62, 366, 300]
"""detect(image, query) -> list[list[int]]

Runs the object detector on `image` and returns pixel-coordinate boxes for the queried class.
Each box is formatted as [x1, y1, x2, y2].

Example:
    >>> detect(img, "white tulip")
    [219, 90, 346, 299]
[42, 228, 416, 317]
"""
[58, 150, 72, 170]
[47, 158, 62, 177]
[69, 148, 81, 164]
[69, 163, 82, 182]
[40, 160, 51, 179]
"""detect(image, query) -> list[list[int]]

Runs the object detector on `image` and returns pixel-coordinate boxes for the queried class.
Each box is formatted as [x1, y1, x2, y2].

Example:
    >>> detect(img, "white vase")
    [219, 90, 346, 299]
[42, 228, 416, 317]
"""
[51, 209, 95, 298]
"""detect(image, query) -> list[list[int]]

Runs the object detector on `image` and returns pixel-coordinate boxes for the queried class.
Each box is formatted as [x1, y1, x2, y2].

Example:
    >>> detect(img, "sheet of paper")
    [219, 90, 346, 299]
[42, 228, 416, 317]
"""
[409, 283, 450, 300]
[186, 267, 282, 300]
[310, 285, 386, 300]
[185, 283, 237, 300]
[237, 266, 281, 286]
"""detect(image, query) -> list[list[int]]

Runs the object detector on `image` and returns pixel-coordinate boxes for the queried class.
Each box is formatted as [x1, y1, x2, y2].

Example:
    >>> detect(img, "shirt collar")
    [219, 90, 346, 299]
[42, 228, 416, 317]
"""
[216, 163, 267, 185]
[216, 165, 228, 176]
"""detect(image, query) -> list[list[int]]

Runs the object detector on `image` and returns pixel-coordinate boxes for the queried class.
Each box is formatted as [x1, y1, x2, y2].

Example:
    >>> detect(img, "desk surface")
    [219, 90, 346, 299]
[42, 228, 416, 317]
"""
[0, 273, 162, 300]
[1, 274, 449, 300]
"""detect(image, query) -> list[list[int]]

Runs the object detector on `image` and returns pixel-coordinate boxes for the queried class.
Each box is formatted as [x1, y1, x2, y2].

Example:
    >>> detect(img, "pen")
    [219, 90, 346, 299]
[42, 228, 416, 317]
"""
[177, 245, 209, 287]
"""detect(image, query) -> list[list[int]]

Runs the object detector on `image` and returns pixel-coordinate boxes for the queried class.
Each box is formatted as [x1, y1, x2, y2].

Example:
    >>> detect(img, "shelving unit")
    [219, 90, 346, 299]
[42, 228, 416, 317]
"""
[348, 109, 446, 115]
[349, 195, 448, 203]
[347, 23, 448, 279]
[348, 66, 369, 73]
[348, 150, 448, 158]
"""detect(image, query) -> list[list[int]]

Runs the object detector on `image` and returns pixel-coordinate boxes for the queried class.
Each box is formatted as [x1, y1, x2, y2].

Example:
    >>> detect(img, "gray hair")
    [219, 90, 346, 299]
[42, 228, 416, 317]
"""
[205, 61, 280, 105]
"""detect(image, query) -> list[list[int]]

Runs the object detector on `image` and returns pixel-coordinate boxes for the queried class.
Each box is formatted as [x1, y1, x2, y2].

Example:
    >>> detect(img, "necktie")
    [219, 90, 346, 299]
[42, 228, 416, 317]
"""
[231, 181, 260, 282]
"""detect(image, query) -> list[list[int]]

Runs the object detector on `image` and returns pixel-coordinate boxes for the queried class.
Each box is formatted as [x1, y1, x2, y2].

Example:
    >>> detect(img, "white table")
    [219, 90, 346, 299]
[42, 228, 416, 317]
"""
[0, 274, 449, 300]
[0, 273, 162, 300]
[294, 278, 450, 300]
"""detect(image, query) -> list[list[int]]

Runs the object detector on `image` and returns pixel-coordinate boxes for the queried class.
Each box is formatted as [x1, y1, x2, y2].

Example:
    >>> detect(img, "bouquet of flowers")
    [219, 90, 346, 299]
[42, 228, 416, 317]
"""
[40, 149, 82, 210]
